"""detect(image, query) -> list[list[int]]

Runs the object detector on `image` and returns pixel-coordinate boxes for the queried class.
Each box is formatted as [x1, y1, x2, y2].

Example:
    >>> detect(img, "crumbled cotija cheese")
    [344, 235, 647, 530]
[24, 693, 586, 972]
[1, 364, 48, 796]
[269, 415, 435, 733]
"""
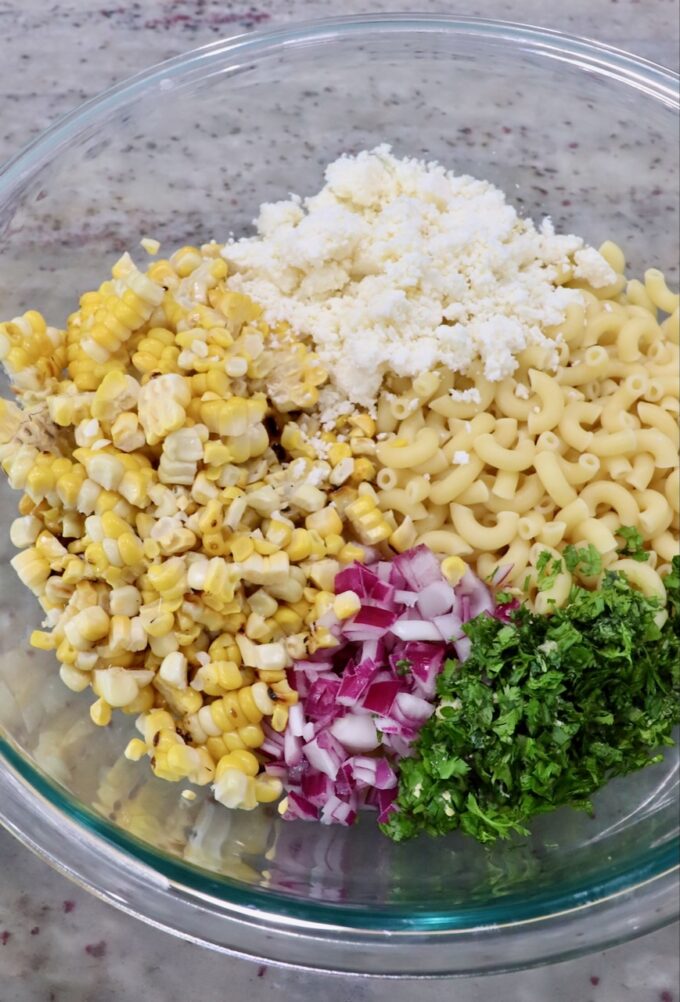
[223, 145, 615, 409]
[449, 387, 481, 404]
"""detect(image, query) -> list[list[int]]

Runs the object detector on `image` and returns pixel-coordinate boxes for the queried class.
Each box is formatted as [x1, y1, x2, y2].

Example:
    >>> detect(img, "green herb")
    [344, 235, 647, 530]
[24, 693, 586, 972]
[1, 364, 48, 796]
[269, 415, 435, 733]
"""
[381, 557, 680, 844]
[616, 526, 650, 562]
[563, 543, 602, 577]
[395, 659, 412, 677]
[535, 550, 563, 592]
[495, 591, 514, 605]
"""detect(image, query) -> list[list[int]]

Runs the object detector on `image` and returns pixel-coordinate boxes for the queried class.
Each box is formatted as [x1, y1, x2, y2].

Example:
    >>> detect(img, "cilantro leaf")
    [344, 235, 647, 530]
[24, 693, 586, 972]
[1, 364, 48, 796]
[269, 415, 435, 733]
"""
[616, 526, 649, 562]
[395, 659, 412, 677]
[535, 550, 563, 591]
[563, 543, 602, 577]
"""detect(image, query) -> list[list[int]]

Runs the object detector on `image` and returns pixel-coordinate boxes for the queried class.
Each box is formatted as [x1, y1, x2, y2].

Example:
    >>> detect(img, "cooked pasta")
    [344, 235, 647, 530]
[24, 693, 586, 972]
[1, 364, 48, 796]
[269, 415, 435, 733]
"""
[367, 246, 679, 602]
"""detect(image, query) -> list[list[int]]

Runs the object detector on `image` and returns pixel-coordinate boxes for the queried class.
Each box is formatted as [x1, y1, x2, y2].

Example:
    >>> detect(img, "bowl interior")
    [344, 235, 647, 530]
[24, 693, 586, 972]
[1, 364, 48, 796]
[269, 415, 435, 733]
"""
[0, 17, 678, 940]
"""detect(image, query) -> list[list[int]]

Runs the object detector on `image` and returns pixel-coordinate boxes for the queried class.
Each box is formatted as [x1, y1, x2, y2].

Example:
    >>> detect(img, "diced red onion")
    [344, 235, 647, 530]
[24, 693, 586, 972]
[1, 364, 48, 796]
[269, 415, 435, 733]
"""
[284, 729, 303, 767]
[416, 580, 456, 618]
[433, 612, 463, 642]
[283, 792, 319, 821]
[361, 680, 401, 715]
[303, 731, 346, 779]
[392, 544, 443, 590]
[329, 714, 380, 753]
[273, 545, 509, 829]
[393, 589, 419, 607]
[390, 619, 442, 642]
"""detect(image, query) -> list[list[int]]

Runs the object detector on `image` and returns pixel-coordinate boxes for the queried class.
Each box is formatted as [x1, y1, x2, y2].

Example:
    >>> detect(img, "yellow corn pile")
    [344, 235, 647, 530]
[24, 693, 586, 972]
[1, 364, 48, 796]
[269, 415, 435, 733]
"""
[0, 240, 385, 809]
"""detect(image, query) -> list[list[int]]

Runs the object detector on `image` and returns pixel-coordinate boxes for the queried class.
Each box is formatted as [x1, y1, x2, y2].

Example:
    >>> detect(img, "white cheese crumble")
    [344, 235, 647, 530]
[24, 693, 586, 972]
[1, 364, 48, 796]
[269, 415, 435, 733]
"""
[453, 450, 470, 465]
[573, 247, 617, 288]
[449, 387, 481, 403]
[515, 383, 530, 399]
[223, 145, 614, 409]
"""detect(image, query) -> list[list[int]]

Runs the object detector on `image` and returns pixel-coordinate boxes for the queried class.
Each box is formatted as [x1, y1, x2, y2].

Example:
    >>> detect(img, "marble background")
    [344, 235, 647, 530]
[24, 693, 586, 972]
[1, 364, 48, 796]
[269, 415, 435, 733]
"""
[0, 1, 678, 999]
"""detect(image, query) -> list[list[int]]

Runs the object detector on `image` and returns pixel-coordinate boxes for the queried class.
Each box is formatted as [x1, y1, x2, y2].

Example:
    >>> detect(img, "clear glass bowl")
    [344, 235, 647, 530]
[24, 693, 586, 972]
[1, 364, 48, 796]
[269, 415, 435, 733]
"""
[0, 15, 678, 977]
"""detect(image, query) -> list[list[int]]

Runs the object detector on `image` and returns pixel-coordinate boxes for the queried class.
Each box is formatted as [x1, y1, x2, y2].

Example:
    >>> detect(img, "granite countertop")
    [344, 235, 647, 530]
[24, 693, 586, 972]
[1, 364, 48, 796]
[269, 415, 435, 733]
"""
[0, 1, 679, 999]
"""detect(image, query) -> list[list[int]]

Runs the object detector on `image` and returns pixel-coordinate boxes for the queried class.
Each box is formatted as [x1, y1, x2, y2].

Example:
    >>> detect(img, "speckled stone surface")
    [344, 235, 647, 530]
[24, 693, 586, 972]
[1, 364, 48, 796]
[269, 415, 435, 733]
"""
[0, 1, 679, 999]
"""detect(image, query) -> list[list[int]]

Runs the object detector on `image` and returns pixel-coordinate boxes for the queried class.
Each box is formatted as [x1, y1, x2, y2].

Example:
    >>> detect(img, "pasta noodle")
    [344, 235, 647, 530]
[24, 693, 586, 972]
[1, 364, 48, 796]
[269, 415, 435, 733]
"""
[365, 252, 678, 602]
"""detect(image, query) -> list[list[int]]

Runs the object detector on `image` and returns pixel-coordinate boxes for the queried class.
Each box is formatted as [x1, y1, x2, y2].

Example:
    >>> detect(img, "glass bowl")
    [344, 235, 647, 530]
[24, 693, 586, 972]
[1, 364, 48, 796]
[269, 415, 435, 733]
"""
[0, 14, 678, 978]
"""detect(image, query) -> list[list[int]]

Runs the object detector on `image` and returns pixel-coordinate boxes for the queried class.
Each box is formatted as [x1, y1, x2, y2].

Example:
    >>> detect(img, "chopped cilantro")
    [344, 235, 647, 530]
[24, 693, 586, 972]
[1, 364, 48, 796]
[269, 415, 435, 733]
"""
[380, 556, 680, 844]
[616, 526, 650, 562]
[563, 543, 602, 577]
[495, 591, 514, 605]
[395, 659, 412, 677]
[535, 550, 563, 592]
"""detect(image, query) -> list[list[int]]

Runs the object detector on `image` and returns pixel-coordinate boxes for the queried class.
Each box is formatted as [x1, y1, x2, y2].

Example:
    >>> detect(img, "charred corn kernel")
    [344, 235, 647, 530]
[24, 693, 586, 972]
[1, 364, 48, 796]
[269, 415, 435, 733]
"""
[333, 590, 361, 620]
[215, 749, 259, 779]
[350, 457, 377, 483]
[441, 555, 467, 586]
[124, 738, 148, 761]
[206, 688, 262, 732]
[254, 776, 283, 804]
[90, 698, 112, 726]
[270, 704, 289, 732]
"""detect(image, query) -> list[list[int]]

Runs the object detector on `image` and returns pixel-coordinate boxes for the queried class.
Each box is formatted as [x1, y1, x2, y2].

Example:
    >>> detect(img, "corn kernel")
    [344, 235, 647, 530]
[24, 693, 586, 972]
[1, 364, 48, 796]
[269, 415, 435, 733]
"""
[125, 737, 149, 761]
[90, 698, 112, 727]
[441, 555, 467, 586]
[333, 590, 361, 620]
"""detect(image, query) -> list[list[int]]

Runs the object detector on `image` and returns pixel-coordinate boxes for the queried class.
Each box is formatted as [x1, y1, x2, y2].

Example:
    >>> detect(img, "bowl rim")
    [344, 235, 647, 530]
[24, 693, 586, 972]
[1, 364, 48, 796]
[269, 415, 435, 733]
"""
[0, 12, 678, 975]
